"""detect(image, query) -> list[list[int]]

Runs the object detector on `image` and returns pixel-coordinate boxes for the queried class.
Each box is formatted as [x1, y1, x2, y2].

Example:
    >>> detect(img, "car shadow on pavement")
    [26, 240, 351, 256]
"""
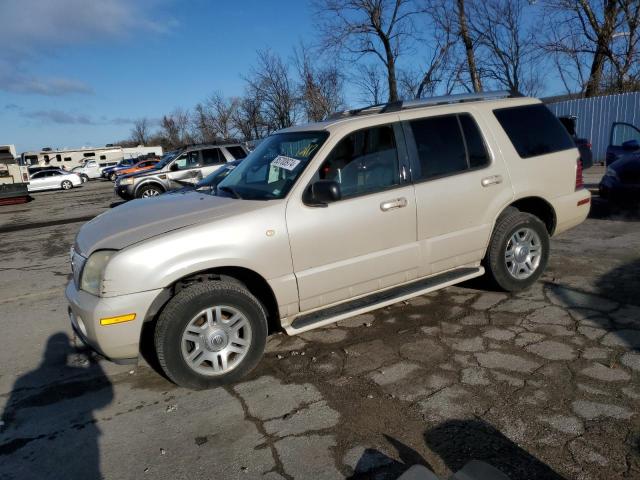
[348, 420, 564, 479]
[0, 332, 113, 480]
[546, 257, 640, 353]
[424, 420, 565, 480]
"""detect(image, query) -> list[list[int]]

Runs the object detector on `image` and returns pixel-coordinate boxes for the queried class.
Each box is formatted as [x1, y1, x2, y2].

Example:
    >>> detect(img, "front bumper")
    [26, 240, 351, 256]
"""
[66, 281, 164, 361]
[115, 183, 134, 200]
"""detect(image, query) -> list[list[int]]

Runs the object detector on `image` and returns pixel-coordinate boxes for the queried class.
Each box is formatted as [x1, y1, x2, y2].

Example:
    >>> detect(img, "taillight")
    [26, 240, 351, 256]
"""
[575, 158, 584, 190]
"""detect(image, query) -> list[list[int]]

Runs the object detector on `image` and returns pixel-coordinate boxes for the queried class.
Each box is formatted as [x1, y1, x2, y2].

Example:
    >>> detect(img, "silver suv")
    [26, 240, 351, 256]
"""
[67, 91, 590, 389]
[115, 143, 248, 199]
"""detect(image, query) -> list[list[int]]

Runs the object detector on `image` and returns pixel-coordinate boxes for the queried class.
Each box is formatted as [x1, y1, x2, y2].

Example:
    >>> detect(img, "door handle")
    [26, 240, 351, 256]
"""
[380, 197, 408, 211]
[481, 175, 503, 187]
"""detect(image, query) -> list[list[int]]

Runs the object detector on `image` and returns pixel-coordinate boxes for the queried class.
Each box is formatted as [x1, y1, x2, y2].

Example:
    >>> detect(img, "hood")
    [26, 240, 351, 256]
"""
[76, 192, 267, 255]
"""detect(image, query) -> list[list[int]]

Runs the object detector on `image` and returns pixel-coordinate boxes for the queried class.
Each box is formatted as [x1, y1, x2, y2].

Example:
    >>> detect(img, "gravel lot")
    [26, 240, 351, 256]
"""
[1, 169, 639, 480]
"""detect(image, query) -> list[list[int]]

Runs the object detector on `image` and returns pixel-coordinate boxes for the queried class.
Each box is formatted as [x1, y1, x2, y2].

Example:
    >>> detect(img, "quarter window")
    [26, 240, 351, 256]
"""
[317, 125, 400, 198]
[494, 104, 574, 158]
[409, 113, 489, 181]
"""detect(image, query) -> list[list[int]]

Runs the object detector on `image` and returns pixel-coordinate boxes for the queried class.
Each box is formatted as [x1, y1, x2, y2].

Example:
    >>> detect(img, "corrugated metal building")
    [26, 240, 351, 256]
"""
[547, 92, 640, 163]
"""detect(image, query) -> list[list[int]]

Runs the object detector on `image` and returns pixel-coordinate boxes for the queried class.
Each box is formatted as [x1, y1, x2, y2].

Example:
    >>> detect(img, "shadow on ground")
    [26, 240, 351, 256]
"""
[349, 420, 564, 479]
[0, 332, 113, 480]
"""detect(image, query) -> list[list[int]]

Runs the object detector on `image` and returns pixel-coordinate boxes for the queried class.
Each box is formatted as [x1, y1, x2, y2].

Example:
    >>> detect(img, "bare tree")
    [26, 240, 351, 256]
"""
[160, 108, 191, 148]
[295, 44, 345, 120]
[543, 0, 637, 96]
[191, 103, 217, 143]
[131, 118, 150, 145]
[469, 0, 542, 95]
[315, 0, 420, 102]
[232, 95, 265, 141]
[352, 63, 387, 104]
[424, 0, 483, 92]
[206, 93, 239, 140]
[246, 50, 298, 131]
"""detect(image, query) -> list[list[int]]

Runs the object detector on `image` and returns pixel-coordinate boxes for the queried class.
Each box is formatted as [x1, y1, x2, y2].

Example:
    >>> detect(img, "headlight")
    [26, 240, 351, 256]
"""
[80, 250, 116, 296]
[605, 167, 619, 180]
[119, 177, 134, 185]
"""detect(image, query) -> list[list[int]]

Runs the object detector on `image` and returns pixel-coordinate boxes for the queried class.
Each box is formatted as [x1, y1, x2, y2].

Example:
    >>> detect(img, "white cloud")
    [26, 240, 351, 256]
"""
[0, 0, 173, 95]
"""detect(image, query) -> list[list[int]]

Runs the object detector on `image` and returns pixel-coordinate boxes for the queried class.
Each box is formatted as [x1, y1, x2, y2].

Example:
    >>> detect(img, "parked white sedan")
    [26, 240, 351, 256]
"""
[27, 169, 83, 192]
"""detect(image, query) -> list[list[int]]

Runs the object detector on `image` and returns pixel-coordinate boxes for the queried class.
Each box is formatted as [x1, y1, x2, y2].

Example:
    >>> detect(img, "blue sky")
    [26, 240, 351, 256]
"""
[0, 0, 563, 153]
[0, 0, 319, 152]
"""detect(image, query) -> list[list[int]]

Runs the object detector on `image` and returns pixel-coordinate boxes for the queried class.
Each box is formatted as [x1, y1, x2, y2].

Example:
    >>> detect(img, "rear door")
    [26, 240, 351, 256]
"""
[402, 110, 513, 276]
[607, 122, 640, 166]
[198, 148, 226, 180]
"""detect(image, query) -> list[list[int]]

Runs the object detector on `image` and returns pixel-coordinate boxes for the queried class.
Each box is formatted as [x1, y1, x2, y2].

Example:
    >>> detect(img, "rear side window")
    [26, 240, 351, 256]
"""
[226, 146, 247, 159]
[494, 104, 574, 158]
[409, 113, 489, 181]
[202, 148, 223, 165]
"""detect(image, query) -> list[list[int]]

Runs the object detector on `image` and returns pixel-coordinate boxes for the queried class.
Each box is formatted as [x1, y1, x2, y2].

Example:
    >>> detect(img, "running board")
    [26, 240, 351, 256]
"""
[286, 266, 484, 334]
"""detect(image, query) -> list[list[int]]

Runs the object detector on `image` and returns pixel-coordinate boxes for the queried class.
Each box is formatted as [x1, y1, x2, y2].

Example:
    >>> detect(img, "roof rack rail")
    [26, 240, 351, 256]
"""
[326, 90, 522, 120]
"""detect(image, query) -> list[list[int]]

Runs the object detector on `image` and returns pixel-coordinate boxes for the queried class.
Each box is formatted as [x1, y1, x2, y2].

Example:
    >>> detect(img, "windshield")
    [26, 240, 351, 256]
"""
[153, 150, 180, 170]
[217, 131, 328, 200]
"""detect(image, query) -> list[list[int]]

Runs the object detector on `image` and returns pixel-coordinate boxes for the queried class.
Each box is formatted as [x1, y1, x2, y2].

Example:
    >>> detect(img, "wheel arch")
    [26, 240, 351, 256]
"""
[135, 180, 165, 197]
[499, 196, 557, 236]
[164, 267, 281, 334]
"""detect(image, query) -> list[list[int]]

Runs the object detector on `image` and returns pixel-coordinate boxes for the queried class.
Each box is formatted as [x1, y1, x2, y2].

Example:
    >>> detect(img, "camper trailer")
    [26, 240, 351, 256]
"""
[0, 145, 30, 205]
[21, 145, 163, 171]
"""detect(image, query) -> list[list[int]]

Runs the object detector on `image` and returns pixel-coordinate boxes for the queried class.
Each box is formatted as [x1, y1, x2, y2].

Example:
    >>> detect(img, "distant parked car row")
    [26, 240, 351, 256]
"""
[27, 168, 83, 192]
[113, 143, 248, 199]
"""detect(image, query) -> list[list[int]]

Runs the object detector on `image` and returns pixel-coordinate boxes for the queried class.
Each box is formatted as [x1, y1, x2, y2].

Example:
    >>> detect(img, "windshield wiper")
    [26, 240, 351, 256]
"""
[218, 185, 242, 199]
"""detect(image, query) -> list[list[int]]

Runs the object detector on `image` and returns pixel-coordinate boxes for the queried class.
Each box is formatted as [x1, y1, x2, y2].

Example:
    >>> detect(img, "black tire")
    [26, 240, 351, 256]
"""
[61, 180, 73, 190]
[484, 207, 550, 292]
[136, 184, 163, 198]
[109, 172, 117, 181]
[154, 280, 268, 389]
[81, 174, 89, 183]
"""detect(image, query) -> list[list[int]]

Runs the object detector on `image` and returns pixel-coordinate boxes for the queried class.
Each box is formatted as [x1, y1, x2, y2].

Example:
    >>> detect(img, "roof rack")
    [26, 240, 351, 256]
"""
[326, 90, 522, 120]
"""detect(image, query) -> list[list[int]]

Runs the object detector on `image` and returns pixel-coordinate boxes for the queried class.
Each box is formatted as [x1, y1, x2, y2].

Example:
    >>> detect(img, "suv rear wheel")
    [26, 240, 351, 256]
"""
[61, 180, 73, 190]
[137, 184, 163, 198]
[154, 280, 268, 389]
[484, 208, 549, 292]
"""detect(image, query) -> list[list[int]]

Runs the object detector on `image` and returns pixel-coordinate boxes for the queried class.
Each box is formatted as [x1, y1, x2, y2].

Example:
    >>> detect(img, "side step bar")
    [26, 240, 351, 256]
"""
[286, 266, 484, 334]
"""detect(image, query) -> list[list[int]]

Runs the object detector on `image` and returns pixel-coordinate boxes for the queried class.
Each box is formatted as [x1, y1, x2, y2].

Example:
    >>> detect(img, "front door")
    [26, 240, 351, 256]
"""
[167, 151, 202, 188]
[401, 111, 513, 276]
[286, 123, 419, 312]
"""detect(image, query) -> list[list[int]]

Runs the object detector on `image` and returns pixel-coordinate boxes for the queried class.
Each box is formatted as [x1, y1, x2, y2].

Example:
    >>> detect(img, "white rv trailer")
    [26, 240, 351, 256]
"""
[21, 145, 163, 170]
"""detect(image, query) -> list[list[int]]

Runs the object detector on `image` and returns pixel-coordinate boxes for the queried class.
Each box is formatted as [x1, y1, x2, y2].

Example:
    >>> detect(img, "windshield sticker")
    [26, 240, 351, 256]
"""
[271, 155, 301, 171]
[296, 143, 319, 158]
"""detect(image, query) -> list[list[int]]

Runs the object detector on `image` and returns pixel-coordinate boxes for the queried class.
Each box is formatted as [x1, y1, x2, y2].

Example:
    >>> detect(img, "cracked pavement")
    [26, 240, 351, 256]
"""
[1, 173, 639, 479]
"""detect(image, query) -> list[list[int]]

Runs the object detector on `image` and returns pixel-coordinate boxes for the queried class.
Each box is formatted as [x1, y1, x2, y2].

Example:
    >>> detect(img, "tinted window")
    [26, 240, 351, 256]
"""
[410, 115, 467, 179]
[173, 151, 200, 170]
[83, 152, 95, 157]
[202, 148, 223, 165]
[494, 104, 574, 158]
[459, 115, 490, 168]
[317, 125, 399, 198]
[100, 155, 106, 160]
[226, 146, 247, 159]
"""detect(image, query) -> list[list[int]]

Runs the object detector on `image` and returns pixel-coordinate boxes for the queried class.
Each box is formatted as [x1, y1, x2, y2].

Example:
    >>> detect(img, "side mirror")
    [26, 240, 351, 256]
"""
[622, 139, 640, 151]
[170, 163, 180, 171]
[306, 180, 341, 206]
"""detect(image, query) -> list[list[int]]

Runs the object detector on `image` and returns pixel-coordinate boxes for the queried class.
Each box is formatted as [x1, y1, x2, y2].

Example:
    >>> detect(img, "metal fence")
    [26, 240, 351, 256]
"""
[547, 92, 640, 163]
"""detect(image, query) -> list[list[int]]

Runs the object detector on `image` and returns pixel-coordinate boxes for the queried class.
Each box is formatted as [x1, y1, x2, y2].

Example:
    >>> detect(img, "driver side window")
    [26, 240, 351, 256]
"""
[316, 125, 400, 198]
[173, 151, 200, 170]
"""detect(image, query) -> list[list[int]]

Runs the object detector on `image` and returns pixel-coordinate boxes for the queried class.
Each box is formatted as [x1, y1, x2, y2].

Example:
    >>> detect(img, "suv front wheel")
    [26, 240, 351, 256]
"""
[154, 280, 268, 389]
[484, 208, 550, 292]
[137, 184, 164, 198]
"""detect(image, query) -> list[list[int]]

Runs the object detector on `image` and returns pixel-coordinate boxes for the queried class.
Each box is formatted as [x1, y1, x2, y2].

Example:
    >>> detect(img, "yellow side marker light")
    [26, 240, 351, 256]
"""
[100, 313, 136, 326]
